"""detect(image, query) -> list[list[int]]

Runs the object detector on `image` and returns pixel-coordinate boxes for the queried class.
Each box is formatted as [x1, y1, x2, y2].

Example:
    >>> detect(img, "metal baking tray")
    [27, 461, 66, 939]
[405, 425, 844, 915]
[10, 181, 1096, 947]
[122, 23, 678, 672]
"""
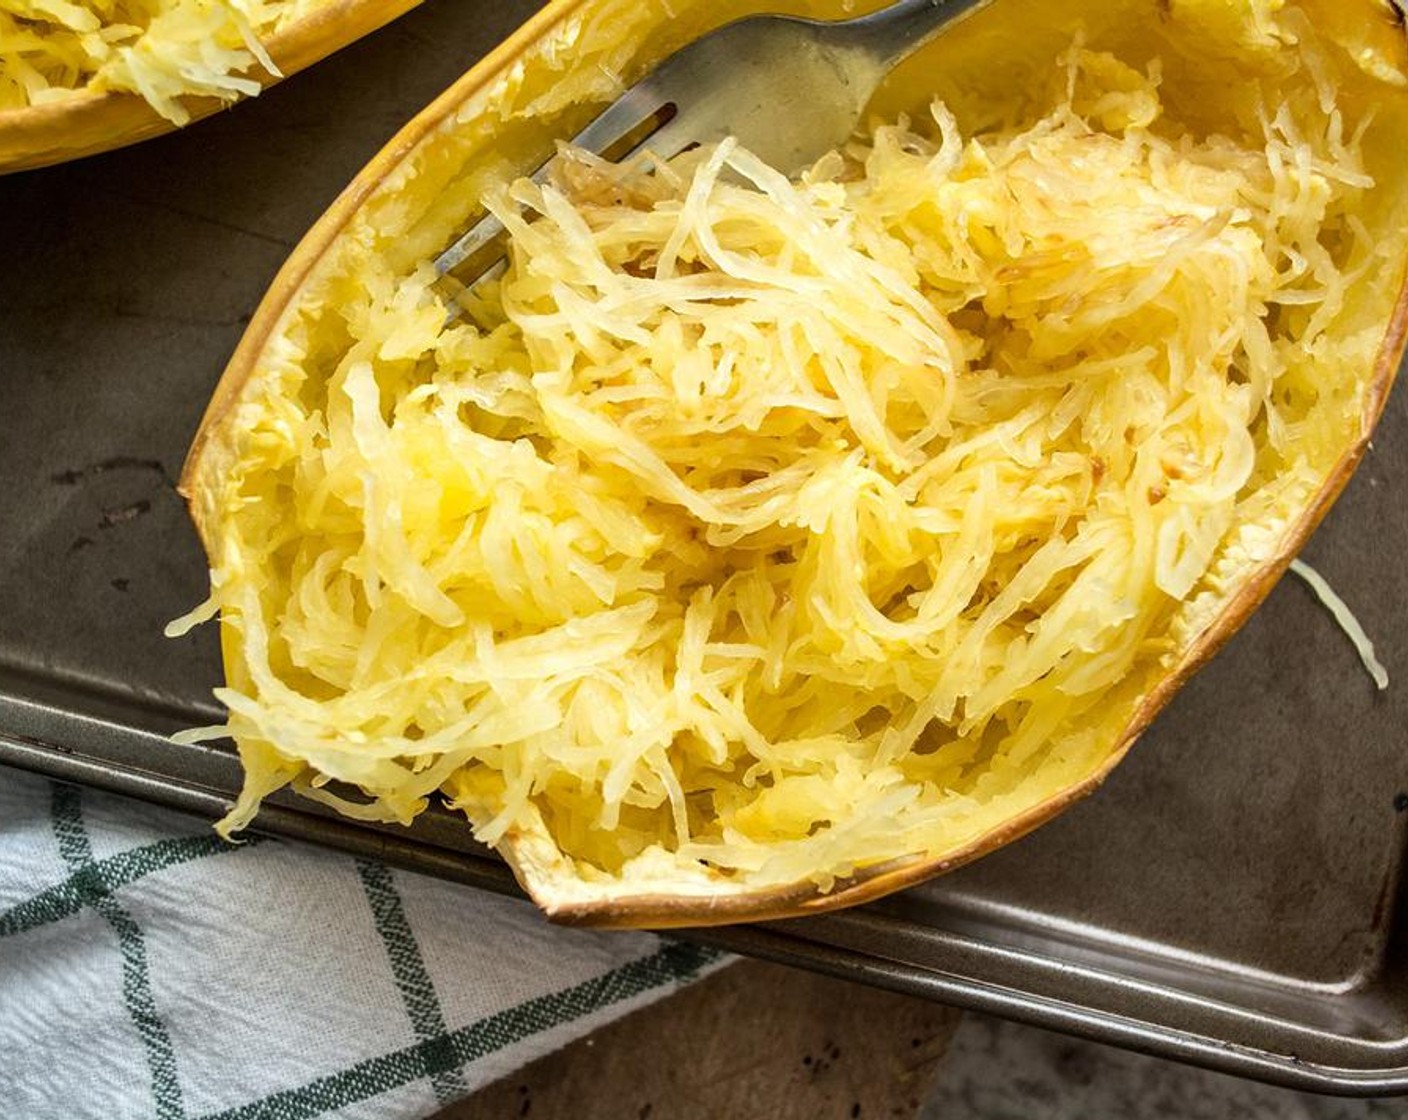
[2, 0, 1405, 1096]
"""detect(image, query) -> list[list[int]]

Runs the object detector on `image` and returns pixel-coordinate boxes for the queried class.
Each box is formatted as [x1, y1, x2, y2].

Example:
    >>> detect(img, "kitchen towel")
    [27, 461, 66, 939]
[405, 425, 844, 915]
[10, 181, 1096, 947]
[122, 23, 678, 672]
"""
[0, 766, 728, 1120]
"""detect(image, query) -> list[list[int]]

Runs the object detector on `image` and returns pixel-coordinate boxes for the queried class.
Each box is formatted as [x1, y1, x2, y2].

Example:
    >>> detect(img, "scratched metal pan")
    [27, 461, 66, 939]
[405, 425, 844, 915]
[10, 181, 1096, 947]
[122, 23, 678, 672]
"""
[1, 0, 1406, 1096]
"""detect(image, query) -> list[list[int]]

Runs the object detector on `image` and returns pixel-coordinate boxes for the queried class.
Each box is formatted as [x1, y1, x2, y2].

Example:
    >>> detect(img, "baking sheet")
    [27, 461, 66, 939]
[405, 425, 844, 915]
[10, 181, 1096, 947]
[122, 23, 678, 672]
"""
[1, 0, 1406, 1095]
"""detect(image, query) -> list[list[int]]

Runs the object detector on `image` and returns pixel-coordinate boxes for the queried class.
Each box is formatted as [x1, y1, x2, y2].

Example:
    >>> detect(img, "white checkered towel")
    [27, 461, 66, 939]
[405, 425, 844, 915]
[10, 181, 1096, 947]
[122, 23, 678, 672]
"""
[0, 766, 729, 1119]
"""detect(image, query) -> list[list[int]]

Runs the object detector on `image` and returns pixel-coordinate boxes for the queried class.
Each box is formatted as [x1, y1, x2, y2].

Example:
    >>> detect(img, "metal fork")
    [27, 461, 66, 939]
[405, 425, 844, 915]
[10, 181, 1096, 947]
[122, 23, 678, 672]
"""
[433, 0, 991, 290]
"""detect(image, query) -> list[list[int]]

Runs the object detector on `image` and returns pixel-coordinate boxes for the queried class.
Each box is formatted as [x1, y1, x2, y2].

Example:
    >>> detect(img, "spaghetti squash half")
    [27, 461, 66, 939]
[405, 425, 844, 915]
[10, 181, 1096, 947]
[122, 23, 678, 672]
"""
[179, 0, 1408, 927]
[0, 0, 422, 172]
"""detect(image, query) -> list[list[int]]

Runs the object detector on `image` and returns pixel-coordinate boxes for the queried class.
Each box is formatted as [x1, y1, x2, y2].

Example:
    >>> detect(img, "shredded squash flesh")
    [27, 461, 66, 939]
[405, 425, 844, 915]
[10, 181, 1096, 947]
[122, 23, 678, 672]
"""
[183, 3, 1401, 901]
[0, 0, 323, 122]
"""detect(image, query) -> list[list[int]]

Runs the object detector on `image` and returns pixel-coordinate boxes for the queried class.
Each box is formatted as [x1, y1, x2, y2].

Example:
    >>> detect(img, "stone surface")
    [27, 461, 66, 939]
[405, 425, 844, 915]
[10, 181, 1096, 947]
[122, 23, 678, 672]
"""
[434, 958, 959, 1120]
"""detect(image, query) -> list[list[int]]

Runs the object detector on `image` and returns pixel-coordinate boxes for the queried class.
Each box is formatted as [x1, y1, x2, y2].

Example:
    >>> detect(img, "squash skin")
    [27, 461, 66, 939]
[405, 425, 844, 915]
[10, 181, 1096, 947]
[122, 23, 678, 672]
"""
[0, 0, 423, 174]
[180, 0, 1408, 928]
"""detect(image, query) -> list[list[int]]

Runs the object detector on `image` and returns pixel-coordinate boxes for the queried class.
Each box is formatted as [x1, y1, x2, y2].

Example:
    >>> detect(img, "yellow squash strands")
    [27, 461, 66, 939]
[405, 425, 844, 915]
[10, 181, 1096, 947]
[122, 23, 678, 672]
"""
[1289, 559, 1390, 690]
[179, 0, 1408, 924]
[0, 0, 324, 122]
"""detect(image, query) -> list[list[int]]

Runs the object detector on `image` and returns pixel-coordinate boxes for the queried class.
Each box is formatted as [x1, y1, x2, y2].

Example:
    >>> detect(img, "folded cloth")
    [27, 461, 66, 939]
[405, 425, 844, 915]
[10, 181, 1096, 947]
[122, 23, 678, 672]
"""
[0, 766, 729, 1120]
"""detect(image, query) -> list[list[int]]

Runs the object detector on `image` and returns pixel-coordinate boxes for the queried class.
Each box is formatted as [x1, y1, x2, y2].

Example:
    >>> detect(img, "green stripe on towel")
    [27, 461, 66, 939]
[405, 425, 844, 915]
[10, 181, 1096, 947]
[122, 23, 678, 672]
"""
[0, 832, 254, 939]
[51, 784, 188, 1120]
[356, 859, 470, 1105]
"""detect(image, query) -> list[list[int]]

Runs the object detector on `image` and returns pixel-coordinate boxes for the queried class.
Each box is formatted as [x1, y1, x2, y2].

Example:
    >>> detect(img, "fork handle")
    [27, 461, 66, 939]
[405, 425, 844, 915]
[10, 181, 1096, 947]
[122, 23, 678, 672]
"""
[845, 0, 993, 72]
